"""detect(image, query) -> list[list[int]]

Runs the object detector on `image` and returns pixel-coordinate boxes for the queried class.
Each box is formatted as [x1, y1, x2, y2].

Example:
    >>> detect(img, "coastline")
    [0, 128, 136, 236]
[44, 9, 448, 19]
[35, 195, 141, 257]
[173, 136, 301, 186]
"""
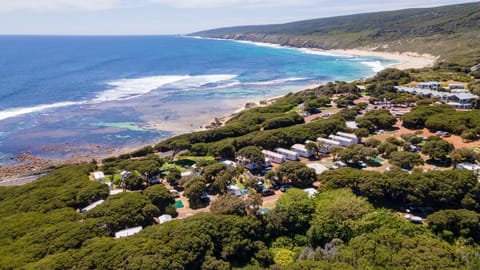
[0, 39, 438, 182]
[189, 36, 438, 71]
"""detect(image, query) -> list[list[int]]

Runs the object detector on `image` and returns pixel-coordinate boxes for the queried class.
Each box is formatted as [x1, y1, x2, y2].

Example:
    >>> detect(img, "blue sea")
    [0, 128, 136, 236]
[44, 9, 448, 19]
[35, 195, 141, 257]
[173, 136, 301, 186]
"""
[0, 35, 395, 165]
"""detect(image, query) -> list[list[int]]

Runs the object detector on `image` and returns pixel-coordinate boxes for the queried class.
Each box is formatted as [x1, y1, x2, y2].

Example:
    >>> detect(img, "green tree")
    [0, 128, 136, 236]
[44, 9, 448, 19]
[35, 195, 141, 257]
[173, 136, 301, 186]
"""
[305, 141, 320, 158]
[210, 142, 236, 159]
[389, 151, 424, 169]
[166, 167, 181, 183]
[401, 133, 423, 145]
[337, 144, 378, 164]
[210, 195, 246, 216]
[123, 173, 144, 190]
[86, 192, 152, 232]
[307, 189, 372, 246]
[461, 129, 478, 142]
[212, 170, 233, 194]
[202, 163, 227, 183]
[427, 209, 480, 243]
[277, 162, 317, 188]
[143, 185, 175, 213]
[335, 98, 349, 108]
[422, 137, 455, 165]
[378, 142, 398, 158]
[451, 147, 479, 166]
[169, 139, 191, 159]
[357, 109, 397, 131]
[268, 188, 315, 236]
[76, 181, 109, 208]
[237, 146, 265, 166]
[364, 138, 381, 148]
[353, 128, 370, 141]
[183, 176, 208, 209]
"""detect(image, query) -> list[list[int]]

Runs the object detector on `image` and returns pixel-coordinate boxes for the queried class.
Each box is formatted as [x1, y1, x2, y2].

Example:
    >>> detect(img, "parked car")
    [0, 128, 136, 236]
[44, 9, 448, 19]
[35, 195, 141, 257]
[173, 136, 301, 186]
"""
[358, 161, 367, 168]
[169, 189, 180, 198]
[331, 161, 347, 169]
[201, 196, 211, 205]
[260, 167, 272, 175]
[261, 189, 275, 197]
[280, 184, 293, 192]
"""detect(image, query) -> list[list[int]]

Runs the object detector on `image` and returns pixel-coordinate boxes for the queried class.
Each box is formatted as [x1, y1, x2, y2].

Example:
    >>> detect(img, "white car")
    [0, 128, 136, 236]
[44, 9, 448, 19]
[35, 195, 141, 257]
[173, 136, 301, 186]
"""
[169, 189, 180, 198]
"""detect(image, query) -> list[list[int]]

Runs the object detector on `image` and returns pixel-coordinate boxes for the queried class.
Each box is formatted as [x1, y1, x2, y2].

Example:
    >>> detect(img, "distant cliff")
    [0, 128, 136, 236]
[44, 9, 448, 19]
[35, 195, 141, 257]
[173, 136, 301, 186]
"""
[193, 2, 480, 67]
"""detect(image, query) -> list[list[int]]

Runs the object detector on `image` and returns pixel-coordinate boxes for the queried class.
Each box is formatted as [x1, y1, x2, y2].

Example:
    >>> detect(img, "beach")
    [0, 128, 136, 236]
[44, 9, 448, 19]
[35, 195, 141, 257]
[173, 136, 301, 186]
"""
[327, 48, 438, 70]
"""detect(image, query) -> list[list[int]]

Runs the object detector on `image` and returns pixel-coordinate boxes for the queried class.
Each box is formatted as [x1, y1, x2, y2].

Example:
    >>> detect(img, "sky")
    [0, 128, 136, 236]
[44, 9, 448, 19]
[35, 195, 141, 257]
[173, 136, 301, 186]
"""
[0, 0, 477, 35]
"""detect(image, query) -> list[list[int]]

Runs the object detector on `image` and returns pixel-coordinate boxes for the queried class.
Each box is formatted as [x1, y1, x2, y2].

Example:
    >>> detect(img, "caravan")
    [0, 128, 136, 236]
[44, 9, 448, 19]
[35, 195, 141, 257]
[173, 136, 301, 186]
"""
[275, 147, 299, 161]
[290, 144, 313, 158]
[316, 137, 341, 153]
[328, 135, 354, 147]
[262, 150, 286, 164]
[336, 132, 359, 144]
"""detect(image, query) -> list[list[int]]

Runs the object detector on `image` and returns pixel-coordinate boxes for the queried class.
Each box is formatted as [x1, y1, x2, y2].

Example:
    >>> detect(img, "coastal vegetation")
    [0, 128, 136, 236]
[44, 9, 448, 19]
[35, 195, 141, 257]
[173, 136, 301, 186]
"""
[194, 2, 480, 67]
[2, 164, 480, 269]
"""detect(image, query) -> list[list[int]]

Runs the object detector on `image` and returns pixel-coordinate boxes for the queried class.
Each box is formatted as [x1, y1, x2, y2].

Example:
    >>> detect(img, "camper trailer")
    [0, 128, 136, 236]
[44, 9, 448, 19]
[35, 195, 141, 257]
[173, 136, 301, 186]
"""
[328, 135, 354, 147]
[275, 148, 299, 161]
[336, 132, 359, 144]
[262, 150, 286, 164]
[316, 138, 341, 153]
[291, 144, 313, 158]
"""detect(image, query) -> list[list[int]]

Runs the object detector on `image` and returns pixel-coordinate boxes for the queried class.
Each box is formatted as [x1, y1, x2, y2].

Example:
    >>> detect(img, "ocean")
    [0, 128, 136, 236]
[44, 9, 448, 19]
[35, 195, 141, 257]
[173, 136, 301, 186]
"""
[0, 35, 395, 165]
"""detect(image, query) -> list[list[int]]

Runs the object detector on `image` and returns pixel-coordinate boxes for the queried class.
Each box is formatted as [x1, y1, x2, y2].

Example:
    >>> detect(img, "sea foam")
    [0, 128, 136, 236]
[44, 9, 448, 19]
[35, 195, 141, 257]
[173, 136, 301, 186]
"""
[0, 74, 238, 121]
[361, 61, 385, 73]
[0, 101, 83, 121]
[94, 75, 190, 102]
[298, 48, 353, 58]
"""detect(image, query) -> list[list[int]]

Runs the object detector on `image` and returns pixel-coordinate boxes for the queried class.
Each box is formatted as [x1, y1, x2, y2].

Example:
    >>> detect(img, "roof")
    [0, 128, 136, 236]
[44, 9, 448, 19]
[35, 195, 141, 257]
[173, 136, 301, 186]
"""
[159, 214, 173, 224]
[317, 137, 341, 145]
[115, 226, 142, 238]
[275, 147, 298, 156]
[181, 171, 192, 177]
[337, 132, 358, 139]
[93, 171, 105, 180]
[418, 81, 440, 86]
[329, 135, 353, 142]
[307, 163, 328, 174]
[81, 199, 105, 213]
[262, 150, 285, 159]
[291, 144, 308, 152]
[395, 86, 478, 101]
[456, 162, 480, 170]
[345, 121, 359, 129]
[303, 188, 318, 198]
[109, 189, 124, 195]
[221, 160, 237, 168]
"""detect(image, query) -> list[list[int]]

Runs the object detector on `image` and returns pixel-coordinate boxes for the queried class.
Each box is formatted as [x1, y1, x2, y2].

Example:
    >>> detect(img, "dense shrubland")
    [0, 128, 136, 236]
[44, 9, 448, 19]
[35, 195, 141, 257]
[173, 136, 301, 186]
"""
[1, 162, 480, 269]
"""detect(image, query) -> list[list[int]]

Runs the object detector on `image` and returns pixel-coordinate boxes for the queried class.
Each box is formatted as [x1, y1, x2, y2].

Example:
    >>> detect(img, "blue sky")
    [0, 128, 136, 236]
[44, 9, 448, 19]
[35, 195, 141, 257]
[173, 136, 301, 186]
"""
[0, 0, 476, 35]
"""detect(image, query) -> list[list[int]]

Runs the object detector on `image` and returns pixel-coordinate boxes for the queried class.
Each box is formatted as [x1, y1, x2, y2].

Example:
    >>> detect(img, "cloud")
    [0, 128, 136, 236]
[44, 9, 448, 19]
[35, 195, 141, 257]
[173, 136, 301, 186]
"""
[0, 0, 120, 11]
[148, 0, 311, 9]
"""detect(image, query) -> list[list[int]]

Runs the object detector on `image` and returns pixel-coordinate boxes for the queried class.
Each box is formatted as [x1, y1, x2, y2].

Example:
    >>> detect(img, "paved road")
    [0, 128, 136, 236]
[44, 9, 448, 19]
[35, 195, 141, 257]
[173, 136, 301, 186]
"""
[0, 173, 49, 186]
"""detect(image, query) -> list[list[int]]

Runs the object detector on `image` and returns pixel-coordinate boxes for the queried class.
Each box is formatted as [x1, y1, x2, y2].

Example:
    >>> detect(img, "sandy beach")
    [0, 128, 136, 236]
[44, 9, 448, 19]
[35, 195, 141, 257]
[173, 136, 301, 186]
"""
[328, 48, 438, 70]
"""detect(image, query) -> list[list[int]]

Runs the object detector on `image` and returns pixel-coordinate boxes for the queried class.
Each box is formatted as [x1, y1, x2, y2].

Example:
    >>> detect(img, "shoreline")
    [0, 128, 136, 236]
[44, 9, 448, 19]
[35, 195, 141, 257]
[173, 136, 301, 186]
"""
[326, 48, 437, 70]
[189, 36, 438, 71]
[0, 39, 438, 182]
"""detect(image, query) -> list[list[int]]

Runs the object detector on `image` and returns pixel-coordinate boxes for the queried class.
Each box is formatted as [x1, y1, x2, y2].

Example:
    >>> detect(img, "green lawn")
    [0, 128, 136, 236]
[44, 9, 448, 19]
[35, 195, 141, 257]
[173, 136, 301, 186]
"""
[180, 156, 216, 162]
[288, 106, 300, 113]
[160, 163, 189, 172]
[105, 173, 121, 184]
